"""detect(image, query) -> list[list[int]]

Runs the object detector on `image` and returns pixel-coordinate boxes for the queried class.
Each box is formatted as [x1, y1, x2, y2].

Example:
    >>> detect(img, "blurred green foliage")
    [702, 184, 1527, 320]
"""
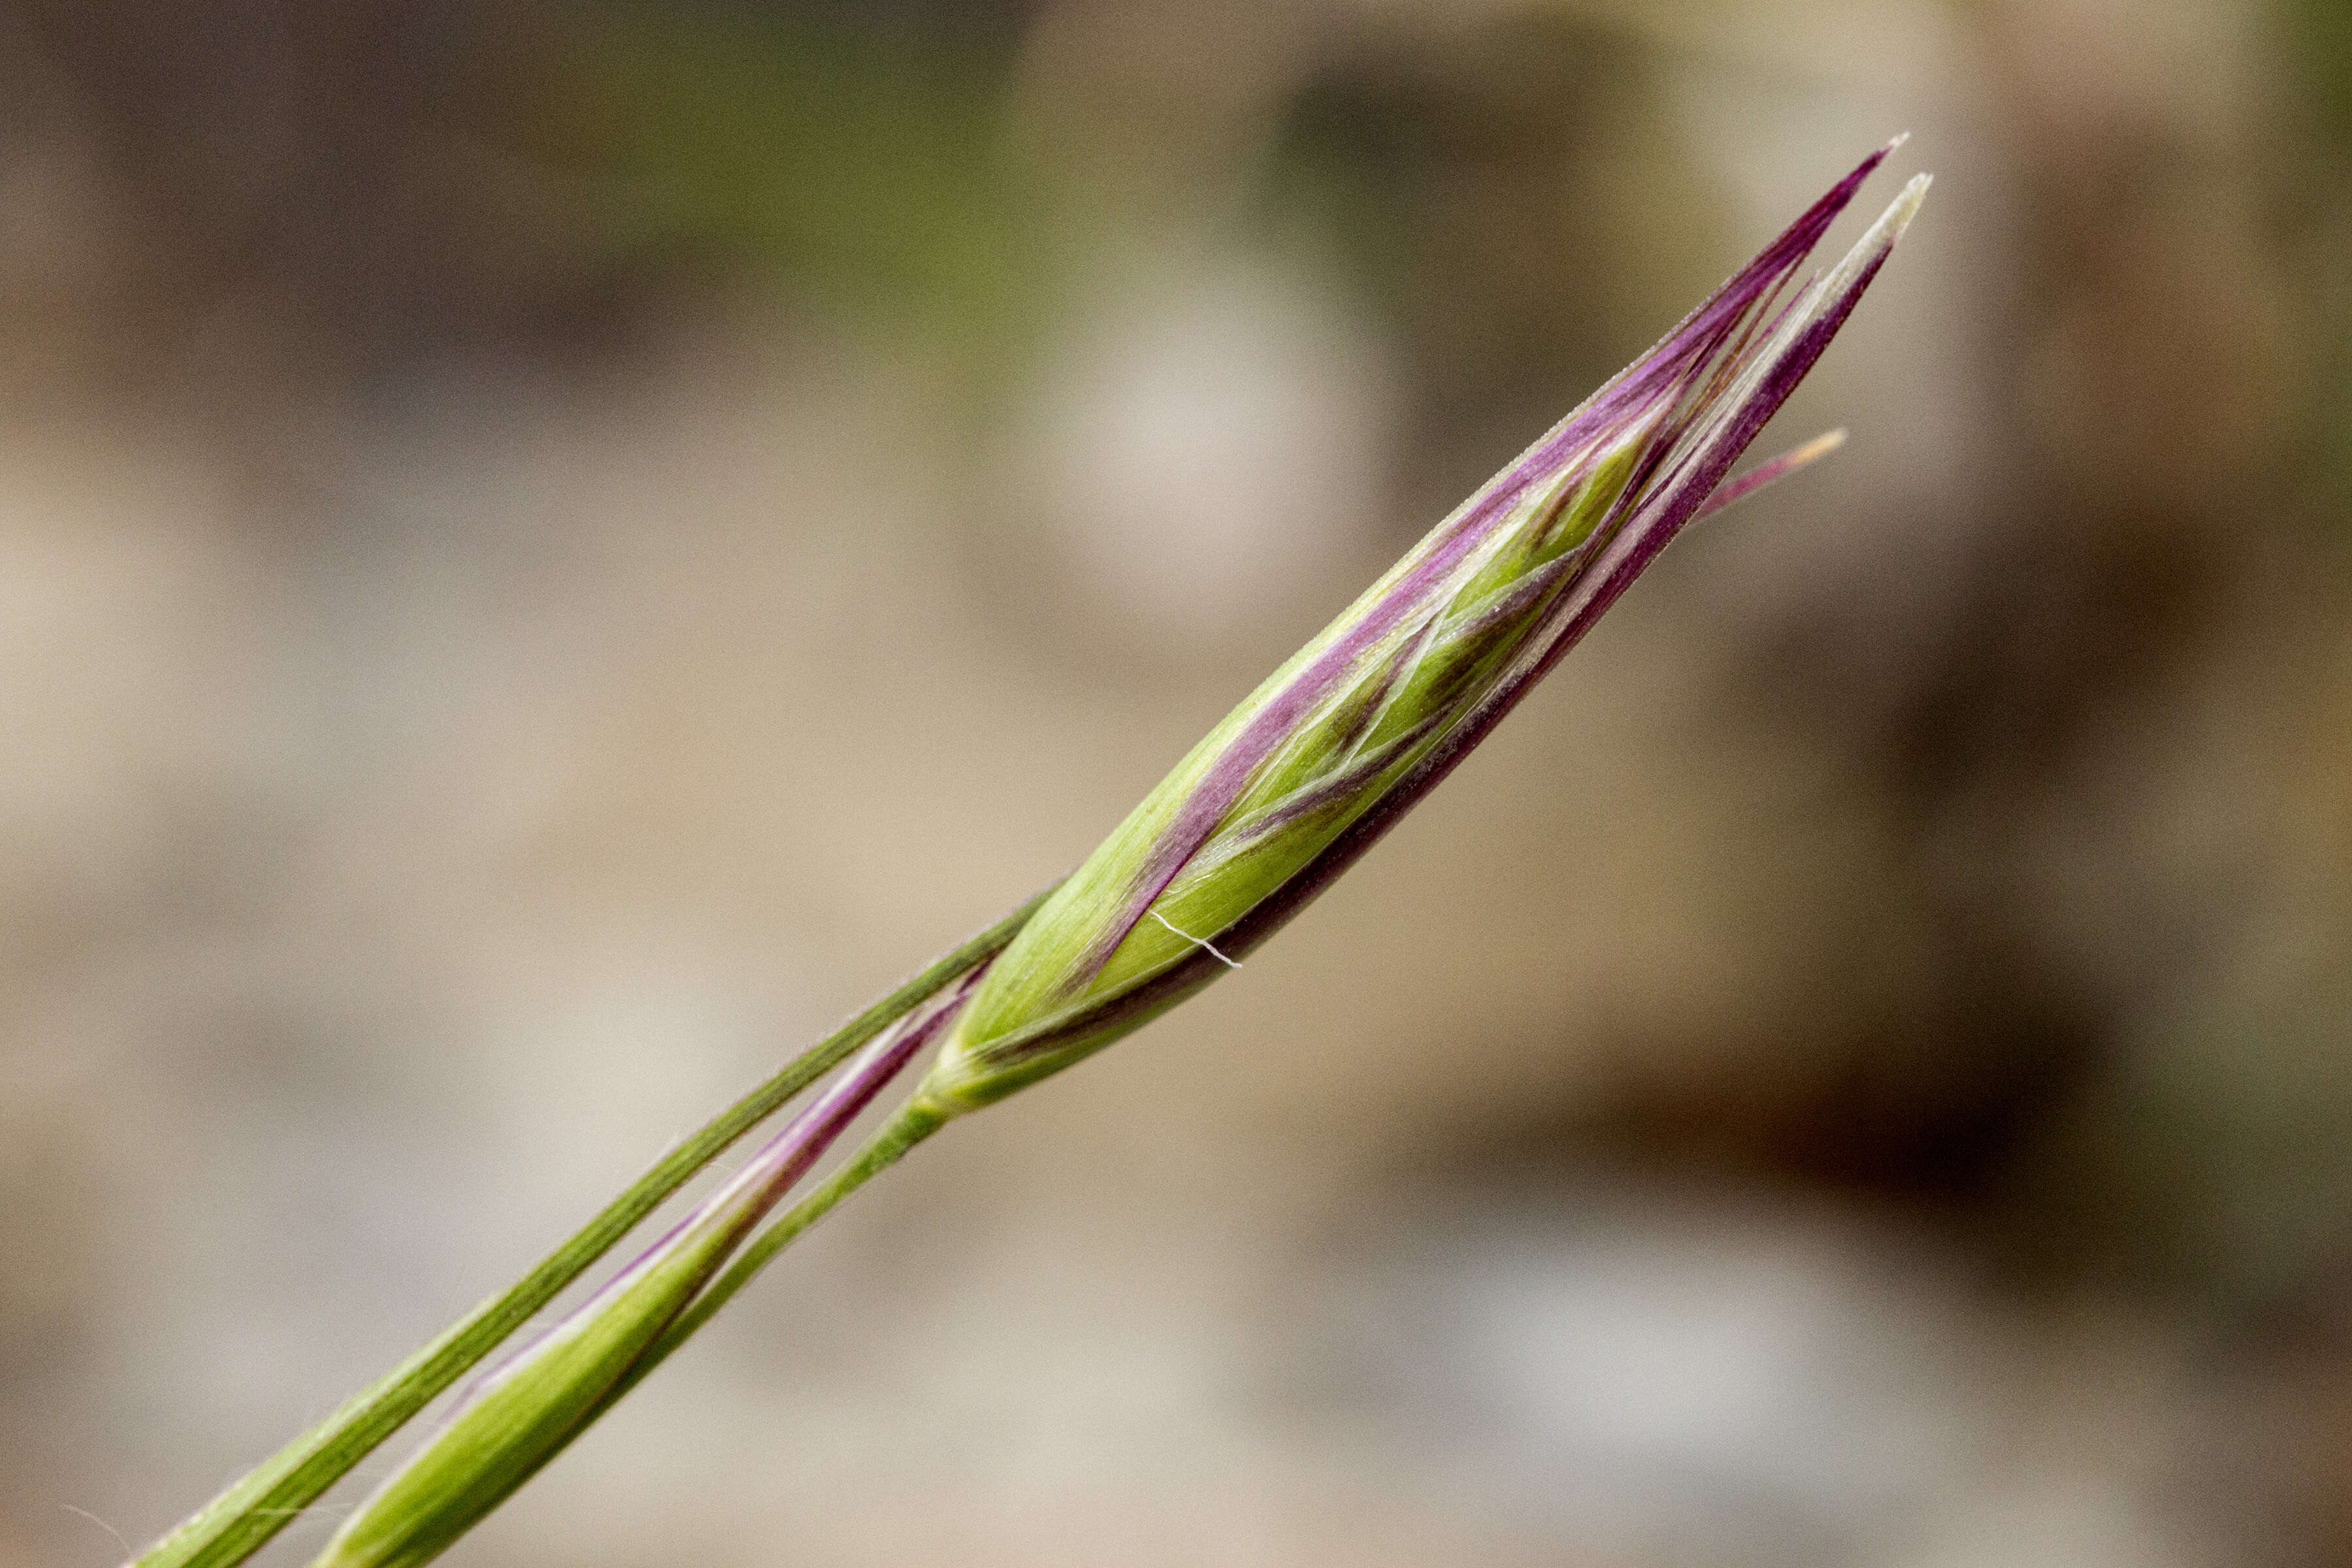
[514, 5, 1038, 350]
[2285, 0, 2352, 146]
[1260, 14, 1722, 507]
[2280, 0, 2352, 522]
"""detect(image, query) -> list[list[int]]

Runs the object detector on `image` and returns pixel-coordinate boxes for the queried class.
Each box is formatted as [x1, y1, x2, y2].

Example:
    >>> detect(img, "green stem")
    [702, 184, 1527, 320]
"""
[133, 892, 1051, 1568]
[678, 1096, 949, 1350]
[598, 1092, 955, 1413]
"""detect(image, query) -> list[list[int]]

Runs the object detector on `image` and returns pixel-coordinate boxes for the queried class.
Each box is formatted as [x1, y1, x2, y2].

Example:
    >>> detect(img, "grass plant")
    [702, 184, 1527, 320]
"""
[129, 143, 1927, 1568]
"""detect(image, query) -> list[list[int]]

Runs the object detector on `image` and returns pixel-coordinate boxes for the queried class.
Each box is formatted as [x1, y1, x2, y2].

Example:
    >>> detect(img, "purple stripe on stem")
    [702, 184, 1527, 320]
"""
[451, 972, 976, 1411]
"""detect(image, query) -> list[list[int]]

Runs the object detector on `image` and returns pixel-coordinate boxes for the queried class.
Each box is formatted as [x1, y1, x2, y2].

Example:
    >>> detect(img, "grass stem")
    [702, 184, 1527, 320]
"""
[131, 889, 1053, 1568]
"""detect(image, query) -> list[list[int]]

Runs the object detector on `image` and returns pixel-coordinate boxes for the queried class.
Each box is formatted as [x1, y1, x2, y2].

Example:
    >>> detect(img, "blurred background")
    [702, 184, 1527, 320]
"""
[1, 0, 2347, 1563]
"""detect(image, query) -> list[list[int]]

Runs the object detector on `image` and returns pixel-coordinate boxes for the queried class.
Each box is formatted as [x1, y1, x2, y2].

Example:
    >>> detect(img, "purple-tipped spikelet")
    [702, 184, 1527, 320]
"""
[293, 144, 1926, 1568]
[921, 145, 1931, 1110]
